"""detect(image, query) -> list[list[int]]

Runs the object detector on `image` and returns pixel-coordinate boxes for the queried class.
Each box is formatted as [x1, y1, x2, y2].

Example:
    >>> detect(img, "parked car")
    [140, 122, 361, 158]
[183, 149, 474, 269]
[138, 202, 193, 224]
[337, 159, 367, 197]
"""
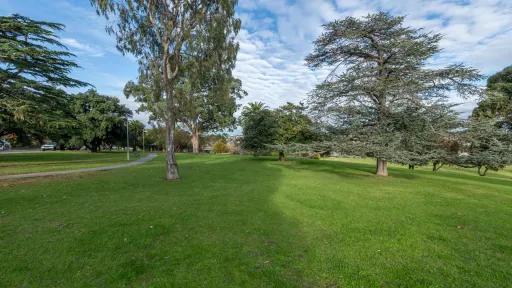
[0, 140, 11, 151]
[41, 143, 57, 151]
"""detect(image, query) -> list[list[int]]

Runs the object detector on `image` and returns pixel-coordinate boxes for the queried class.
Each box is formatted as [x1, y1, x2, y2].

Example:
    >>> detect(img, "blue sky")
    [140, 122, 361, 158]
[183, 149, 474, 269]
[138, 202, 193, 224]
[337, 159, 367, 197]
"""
[2, 0, 512, 123]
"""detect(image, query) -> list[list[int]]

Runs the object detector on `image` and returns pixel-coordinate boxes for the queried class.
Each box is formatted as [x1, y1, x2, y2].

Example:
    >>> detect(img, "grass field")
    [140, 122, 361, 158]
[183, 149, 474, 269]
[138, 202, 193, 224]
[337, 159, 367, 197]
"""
[0, 151, 141, 176]
[1, 154, 511, 287]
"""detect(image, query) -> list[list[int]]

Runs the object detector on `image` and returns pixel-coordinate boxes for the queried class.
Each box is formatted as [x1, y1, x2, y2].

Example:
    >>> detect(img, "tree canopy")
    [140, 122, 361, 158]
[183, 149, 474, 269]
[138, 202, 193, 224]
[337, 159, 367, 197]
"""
[91, 0, 241, 180]
[472, 65, 512, 129]
[0, 14, 88, 138]
[240, 102, 278, 155]
[70, 89, 131, 152]
[275, 102, 316, 145]
[306, 12, 481, 176]
[458, 119, 512, 176]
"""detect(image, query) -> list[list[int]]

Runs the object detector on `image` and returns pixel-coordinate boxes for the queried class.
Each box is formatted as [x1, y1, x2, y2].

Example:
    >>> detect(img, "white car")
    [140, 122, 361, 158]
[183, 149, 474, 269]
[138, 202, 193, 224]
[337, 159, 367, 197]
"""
[41, 143, 57, 151]
[0, 140, 11, 151]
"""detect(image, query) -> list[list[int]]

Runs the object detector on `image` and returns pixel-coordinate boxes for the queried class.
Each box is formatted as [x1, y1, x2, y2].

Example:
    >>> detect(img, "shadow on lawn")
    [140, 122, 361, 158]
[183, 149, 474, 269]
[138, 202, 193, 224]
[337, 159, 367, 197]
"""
[0, 154, 312, 287]
[155, 155, 312, 287]
[274, 157, 403, 180]
[276, 157, 512, 187]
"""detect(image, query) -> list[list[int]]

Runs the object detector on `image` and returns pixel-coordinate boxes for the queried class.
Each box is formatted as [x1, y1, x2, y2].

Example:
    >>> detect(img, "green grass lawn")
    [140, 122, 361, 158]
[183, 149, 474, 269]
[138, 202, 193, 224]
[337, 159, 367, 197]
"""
[0, 154, 511, 287]
[0, 151, 141, 176]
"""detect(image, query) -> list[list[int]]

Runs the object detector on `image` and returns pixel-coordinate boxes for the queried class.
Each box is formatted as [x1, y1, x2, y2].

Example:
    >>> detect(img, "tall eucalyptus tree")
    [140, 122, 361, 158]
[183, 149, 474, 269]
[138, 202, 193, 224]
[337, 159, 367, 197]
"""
[91, 0, 240, 180]
[175, 15, 243, 153]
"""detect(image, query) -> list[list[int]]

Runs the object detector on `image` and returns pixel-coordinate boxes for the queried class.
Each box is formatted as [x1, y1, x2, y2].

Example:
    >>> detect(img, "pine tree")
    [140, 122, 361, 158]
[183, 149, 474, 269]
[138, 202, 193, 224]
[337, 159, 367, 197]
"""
[0, 14, 87, 137]
[306, 13, 481, 176]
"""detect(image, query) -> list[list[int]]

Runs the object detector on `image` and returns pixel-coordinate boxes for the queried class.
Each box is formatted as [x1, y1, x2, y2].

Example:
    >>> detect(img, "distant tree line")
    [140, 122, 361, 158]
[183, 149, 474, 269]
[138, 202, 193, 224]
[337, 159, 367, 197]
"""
[240, 102, 321, 159]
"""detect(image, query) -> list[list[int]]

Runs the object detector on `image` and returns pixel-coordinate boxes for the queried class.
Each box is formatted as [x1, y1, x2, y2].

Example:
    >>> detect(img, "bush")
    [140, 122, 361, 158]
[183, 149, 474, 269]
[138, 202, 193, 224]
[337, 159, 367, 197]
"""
[212, 139, 229, 154]
[310, 153, 321, 160]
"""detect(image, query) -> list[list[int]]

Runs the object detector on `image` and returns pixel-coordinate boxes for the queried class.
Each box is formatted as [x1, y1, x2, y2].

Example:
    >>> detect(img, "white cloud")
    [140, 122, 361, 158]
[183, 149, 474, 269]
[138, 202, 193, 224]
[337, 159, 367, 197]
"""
[233, 29, 329, 109]
[61, 38, 105, 57]
[234, 0, 512, 115]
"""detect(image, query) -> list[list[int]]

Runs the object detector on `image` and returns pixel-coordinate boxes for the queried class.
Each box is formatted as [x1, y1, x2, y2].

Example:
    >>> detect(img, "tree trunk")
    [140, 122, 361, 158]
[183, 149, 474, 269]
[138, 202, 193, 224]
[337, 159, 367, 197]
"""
[161, 37, 181, 180]
[433, 161, 443, 172]
[165, 118, 180, 180]
[477, 165, 488, 176]
[191, 126, 200, 154]
[278, 150, 285, 161]
[408, 164, 415, 170]
[36, 136, 44, 146]
[376, 158, 388, 176]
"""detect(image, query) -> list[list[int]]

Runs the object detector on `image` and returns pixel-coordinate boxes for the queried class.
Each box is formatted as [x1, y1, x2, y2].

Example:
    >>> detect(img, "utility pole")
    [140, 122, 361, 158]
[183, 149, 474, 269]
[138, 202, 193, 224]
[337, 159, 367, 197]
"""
[126, 118, 130, 161]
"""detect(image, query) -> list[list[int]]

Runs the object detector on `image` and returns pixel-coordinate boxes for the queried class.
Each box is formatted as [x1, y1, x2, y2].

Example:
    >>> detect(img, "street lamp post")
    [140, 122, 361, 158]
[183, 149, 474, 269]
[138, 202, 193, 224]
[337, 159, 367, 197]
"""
[142, 128, 145, 156]
[126, 118, 130, 161]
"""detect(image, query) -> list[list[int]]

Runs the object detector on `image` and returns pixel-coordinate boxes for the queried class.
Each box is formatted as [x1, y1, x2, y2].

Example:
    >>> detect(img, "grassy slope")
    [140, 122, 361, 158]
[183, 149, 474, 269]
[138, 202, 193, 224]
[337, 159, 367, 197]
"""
[0, 154, 511, 287]
[0, 151, 141, 176]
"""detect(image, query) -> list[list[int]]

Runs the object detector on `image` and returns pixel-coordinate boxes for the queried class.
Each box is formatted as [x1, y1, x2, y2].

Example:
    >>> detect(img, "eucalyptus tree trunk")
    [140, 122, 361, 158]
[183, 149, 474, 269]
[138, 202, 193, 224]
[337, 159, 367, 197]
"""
[163, 46, 179, 180]
[165, 117, 179, 180]
[376, 158, 388, 176]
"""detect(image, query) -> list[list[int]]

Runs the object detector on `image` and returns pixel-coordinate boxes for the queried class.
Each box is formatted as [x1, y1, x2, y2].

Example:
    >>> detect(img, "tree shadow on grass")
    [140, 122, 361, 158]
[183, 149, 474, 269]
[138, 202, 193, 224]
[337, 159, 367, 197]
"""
[273, 157, 394, 180]
[419, 168, 512, 188]
[275, 157, 512, 187]
[259, 156, 512, 287]
[0, 155, 312, 287]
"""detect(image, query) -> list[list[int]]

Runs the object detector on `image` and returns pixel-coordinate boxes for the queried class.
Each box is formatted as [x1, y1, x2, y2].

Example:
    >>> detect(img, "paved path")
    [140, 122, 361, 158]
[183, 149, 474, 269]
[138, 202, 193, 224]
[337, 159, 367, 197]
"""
[0, 153, 157, 181]
[0, 149, 42, 154]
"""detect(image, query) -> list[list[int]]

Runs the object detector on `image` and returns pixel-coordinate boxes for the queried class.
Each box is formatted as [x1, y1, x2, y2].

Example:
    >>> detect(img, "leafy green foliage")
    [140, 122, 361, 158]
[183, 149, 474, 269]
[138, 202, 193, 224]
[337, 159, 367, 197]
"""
[466, 66, 512, 175]
[275, 102, 316, 145]
[240, 102, 279, 154]
[143, 127, 166, 151]
[473, 65, 512, 129]
[128, 120, 145, 151]
[0, 14, 88, 138]
[143, 127, 192, 152]
[70, 89, 131, 152]
[381, 103, 461, 167]
[175, 4, 244, 135]
[458, 119, 512, 175]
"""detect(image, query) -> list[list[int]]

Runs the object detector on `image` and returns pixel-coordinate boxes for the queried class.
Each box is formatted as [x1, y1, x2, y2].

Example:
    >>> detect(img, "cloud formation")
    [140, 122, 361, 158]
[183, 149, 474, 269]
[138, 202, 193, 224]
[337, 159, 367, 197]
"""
[234, 0, 512, 116]
[3, 0, 511, 123]
[61, 38, 105, 57]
